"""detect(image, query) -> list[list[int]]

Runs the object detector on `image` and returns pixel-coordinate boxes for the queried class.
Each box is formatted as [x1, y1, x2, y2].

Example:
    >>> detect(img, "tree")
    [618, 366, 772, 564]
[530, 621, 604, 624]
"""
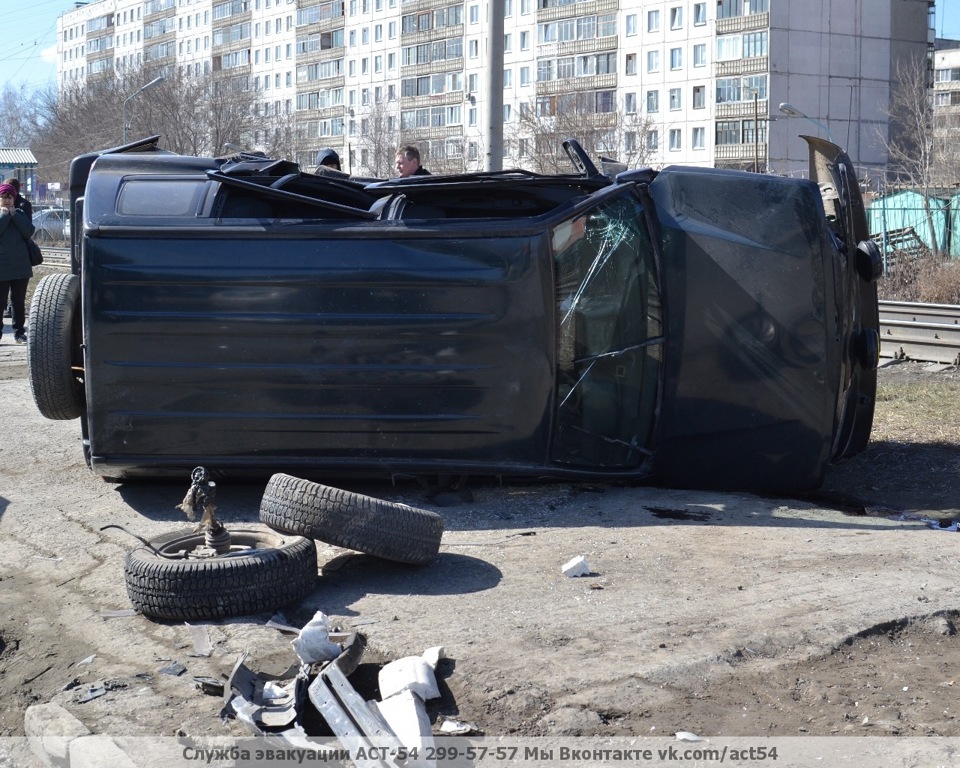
[510, 92, 655, 174]
[881, 53, 958, 258]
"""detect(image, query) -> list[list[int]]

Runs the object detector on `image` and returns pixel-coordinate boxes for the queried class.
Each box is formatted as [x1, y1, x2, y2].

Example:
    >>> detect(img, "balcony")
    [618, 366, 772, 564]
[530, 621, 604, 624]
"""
[715, 56, 769, 77]
[716, 11, 769, 34]
[401, 24, 464, 45]
[537, 0, 618, 23]
[400, 56, 464, 78]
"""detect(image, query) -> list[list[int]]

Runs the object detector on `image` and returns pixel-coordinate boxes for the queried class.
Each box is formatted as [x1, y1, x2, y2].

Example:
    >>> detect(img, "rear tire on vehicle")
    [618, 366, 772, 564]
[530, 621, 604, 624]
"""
[124, 528, 317, 621]
[260, 474, 444, 566]
[28, 273, 85, 420]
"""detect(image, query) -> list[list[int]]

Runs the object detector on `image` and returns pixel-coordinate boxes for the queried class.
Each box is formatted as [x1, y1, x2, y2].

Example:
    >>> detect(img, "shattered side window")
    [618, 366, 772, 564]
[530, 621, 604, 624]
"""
[117, 180, 205, 216]
[551, 193, 663, 468]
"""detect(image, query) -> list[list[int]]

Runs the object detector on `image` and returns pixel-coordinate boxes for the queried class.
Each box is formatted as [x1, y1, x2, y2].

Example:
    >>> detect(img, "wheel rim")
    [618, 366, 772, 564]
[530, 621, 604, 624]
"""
[154, 529, 287, 559]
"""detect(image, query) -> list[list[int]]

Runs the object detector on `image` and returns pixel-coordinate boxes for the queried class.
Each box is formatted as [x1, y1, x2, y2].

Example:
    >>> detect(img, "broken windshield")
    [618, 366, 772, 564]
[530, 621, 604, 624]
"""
[550, 191, 663, 469]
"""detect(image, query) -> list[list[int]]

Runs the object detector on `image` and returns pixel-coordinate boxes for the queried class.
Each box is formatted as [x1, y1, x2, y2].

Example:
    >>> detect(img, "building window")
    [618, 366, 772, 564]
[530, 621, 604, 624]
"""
[625, 131, 636, 152]
[692, 85, 705, 109]
[626, 53, 637, 75]
[669, 88, 681, 110]
[693, 43, 706, 67]
[692, 126, 705, 149]
[520, 30, 529, 50]
[743, 31, 767, 58]
[647, 50, 659, 73]
[694, 2, 707, 25]
[670, 47, 682, 69]
[716, 120, 741, 145]
[626, 14, 637, 36]
[669, 129, 681, 150]
[470, 39, 479, 58]
[520, 65, 530, 85]
[647, 129, 658, 150]
[504, 68, 513, 87]
[670, 7, 682, 29]
[646, 90, 659, 113]
[469, 4, 479, 23]
[647, 9, 660, 32]
[717, 35, 741, 61]
[625, 92, 637, 114]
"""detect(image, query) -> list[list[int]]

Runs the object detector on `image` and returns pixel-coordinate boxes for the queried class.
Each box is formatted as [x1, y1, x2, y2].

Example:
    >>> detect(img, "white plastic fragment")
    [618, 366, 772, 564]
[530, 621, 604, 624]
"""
[439, 718, 478, 735]
[372, 689, 436, 767]
[76, 654, 96, 666]
[262, 681, 287, 701]
[378, 656, 440, 701]
[421, 646, 445, 669]
[290, 611, 342, 664]
[675, 731, 704, 742]
[185, 623, 213, 657]
[562, 555, 591, 577]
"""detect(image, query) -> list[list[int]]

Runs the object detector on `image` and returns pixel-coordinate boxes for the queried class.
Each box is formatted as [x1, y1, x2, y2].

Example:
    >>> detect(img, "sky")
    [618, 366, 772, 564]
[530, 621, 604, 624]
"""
[3, 0, 960, 93]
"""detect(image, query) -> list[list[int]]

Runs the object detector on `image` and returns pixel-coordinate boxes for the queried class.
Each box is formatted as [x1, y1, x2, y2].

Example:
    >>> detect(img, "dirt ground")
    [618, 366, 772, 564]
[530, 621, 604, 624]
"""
[2, 298, 960, 763]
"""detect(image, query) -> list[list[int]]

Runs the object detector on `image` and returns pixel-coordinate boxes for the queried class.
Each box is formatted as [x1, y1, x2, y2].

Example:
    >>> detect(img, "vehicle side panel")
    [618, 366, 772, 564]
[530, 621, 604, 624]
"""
[82, 230, 555, 473]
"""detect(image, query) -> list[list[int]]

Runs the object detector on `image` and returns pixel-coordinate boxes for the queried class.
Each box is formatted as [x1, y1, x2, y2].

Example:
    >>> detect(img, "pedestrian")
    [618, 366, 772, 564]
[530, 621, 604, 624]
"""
[315, 148, 342, 172]
[394, 145, 430, 177]
[0, 182, 35, 344]
[2, 178, 30, 319]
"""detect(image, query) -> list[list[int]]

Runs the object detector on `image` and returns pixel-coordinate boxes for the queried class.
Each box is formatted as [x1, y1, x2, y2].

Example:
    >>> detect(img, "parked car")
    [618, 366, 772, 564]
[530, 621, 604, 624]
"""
[27, 136, 881, 491]
[32, 206, 70, 243]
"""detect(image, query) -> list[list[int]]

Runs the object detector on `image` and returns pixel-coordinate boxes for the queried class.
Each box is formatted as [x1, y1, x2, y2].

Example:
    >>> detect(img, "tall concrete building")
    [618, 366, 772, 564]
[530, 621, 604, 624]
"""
[57, 0, 934, 181]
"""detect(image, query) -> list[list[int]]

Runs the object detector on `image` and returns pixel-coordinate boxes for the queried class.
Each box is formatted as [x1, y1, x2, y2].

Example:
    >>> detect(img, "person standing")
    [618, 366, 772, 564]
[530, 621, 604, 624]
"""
[0, 183, 34, 344]
[394, 145, 430, 177]
[2, 178, 31, 319]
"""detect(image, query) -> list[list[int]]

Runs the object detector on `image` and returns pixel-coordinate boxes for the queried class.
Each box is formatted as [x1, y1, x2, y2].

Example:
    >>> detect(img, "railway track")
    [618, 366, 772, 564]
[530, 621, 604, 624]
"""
[38, 246, 70, 268]
[879, 300, 960, 366]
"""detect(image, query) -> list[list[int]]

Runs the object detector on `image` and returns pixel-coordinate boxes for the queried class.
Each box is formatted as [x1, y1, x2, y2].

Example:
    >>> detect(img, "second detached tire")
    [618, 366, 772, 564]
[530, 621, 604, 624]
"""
[28, 273, 85, 420]
[260, 474, 444, 566]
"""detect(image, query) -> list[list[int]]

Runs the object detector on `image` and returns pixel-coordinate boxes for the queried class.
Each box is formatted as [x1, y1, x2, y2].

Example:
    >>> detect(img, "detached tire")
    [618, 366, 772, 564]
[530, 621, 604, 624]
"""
[124, 528, 317, 621]
[28, 273, 85, 420]
[260, 474, 444, 566]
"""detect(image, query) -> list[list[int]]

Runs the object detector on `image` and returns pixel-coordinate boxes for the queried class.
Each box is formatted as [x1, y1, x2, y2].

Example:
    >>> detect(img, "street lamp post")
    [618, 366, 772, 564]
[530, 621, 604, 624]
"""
[123, 76, 165, 143]
[778, 102, 834, 143]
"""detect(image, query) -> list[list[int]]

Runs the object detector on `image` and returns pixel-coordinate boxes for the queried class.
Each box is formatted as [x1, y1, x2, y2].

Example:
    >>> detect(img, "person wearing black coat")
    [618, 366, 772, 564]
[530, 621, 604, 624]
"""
[0, 182, 35, 343]
[2, 178, 32, 319]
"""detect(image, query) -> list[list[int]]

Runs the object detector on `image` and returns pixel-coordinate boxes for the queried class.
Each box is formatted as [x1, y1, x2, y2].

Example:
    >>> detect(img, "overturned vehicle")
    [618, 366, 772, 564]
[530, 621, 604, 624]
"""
[29, 137, 881, 491]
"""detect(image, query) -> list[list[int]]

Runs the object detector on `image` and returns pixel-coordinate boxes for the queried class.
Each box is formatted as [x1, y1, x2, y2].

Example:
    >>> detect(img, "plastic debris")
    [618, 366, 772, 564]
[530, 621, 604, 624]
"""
[186, 623, 213, 657]
[676, 731, 704, 742]
[421, 646, 445, 669]
[192, 676, 224, 696]
[100, 609, 138, 619]
[291, 611, 342, 664]
[372, 689, 436, 767]
[76, 655, 96, 666]
[266, 613, 302, 634]
[562, 555, 591, 577]
[158, 661, 187, 676]
[439, 718, 479, 735]
[379, 656, 441, 701]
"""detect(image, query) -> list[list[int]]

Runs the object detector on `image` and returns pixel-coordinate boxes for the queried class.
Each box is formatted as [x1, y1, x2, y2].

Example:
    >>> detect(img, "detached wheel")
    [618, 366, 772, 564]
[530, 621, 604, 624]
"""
[28, 273, 85, 420]
[124, 528, 317, 621]
[260, 474, 444, 566]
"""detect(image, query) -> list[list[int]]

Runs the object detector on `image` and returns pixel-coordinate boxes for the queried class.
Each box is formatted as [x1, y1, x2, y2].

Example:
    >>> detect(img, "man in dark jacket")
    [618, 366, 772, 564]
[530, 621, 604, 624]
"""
[394, 145, 430, 177]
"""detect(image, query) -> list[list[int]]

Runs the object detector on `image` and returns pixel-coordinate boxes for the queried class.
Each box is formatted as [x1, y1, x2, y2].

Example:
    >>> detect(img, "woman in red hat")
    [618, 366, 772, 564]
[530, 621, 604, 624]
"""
[0, 182, 35, 343]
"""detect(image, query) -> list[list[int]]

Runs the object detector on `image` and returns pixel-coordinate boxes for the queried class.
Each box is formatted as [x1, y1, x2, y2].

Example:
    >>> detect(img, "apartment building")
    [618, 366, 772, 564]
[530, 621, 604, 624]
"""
[58, 0, 934, 180]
